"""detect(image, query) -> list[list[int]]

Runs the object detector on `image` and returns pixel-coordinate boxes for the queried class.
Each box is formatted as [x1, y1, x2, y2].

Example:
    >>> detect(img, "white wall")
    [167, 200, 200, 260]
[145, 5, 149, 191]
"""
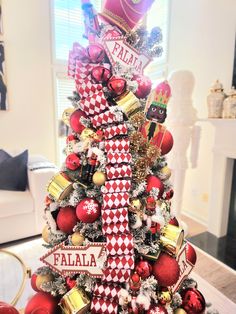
[0, 0, 56, 162]
[168, 0, 236, 224]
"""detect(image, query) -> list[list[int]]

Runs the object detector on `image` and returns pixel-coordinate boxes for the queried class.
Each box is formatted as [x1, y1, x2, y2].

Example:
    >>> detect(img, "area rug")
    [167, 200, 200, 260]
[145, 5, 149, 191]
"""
[1, 237, 236, 313]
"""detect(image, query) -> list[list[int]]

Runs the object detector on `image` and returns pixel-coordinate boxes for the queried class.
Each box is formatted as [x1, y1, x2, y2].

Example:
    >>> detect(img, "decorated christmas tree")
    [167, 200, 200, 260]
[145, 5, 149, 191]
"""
[25, 1, 206, 313]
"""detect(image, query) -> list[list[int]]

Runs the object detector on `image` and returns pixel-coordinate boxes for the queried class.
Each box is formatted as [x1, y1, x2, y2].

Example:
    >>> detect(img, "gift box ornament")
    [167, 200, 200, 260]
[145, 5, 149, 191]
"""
[115, 91, 142, 118]
[59, 287, 90, 314]
[79, 91, 110, 117]
[100, 0, 155, 33]
[91, 297, 118, 314]
[159, 224, 184, 255]
[47, 172, 74, 202]
[106, 164, 132, 180]
[104, 124, 128, 139]
[106, 152, 132, 164]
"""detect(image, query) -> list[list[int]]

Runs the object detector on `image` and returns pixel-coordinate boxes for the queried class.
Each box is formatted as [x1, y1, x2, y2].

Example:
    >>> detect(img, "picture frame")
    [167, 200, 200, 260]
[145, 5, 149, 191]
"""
[0, 41, 7, 110]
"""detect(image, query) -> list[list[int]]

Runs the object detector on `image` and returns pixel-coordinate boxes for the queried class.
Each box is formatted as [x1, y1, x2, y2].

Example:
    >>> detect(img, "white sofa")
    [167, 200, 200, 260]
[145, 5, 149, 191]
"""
[0, 153, 57, 244]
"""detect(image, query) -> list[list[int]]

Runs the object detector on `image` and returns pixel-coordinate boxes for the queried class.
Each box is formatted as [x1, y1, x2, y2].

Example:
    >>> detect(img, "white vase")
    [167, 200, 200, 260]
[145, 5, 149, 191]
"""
[223, 87, 236, 118]
[207, 80, 225, 118]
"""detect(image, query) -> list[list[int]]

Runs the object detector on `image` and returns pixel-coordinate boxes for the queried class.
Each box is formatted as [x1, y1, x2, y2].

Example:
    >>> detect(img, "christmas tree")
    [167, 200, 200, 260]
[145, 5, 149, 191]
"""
[25, 1, 206, 313]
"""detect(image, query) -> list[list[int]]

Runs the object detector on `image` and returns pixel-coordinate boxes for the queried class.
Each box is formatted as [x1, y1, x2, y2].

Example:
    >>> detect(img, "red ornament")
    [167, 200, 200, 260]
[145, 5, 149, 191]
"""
[147, 304, 168, 314]
[152, 253, 180, 287]
[65, 153, 81, 170]
[76, 198, 101, 223]
[66, 277, 77, 290]
[146, 196, 156, 211]
[159, 129, 173, 155]
[146, 175, 164, 198]
[135, 260, 152, 279]
[0, 302, 19, 314]
[186, 242, 197, 265]
[163, 189, 174, 200]
[181, 288, 206, 314]
[56, 206, 78, 234]
[66, 134, 77, 144]
[129, 272, 141, 291]
[25, 292, 60, 314]
[70, 109, 87, 134]
[169, 217, 179, 227]
[133, 74, 152, 99]
[107, 76, 127, 95]
[91, 65, 112, 83]
[86, 44, 105, 63]
[31, 273, 40, 292]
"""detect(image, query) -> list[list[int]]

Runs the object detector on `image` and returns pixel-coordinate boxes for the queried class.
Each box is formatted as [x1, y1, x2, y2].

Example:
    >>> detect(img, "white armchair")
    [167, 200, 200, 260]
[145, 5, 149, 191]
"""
[0, 153, 57, 244]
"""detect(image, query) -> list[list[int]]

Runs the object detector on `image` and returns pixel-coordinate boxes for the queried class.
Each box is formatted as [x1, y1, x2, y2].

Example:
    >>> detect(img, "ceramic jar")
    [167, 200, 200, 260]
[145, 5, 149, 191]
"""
[207, 80, 225, 118]
[223, 87, 236, 118]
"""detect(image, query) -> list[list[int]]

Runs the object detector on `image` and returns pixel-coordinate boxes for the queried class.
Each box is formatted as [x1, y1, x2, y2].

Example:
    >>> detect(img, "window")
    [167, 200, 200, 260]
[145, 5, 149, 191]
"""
[145, 0, 170, 84]
[52, 0, 170, 165]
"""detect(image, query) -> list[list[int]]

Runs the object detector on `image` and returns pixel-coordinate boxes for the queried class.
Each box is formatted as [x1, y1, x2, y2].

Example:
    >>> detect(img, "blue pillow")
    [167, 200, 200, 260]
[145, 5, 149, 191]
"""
[0, 150, 28, 191]
[0, 149, 11, 163]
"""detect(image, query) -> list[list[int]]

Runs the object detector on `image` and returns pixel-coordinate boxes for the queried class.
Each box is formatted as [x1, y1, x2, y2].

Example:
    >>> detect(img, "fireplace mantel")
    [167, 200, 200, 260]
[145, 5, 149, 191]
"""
[207, 118, 236, 237]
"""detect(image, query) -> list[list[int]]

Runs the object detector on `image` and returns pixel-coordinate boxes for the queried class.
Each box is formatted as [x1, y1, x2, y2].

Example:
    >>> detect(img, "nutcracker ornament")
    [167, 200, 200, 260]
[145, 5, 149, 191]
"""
[145, 80, 171, 124]
[140, 81, 174, 155]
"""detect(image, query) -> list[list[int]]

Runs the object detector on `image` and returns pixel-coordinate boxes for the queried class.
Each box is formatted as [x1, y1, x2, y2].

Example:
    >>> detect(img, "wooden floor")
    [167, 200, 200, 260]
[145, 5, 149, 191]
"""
[181, 214, 236, 304]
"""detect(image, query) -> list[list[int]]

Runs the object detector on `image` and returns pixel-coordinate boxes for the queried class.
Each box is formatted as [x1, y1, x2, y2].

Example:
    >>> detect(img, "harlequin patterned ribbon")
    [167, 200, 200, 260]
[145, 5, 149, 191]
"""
[68, 42, 134, 314]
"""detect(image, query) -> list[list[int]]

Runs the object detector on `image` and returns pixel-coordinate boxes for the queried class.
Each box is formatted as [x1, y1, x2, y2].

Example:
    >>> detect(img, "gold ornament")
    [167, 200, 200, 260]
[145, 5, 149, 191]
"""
[92, 171, 106, 186]
[129, 199, 142, 213]
[42, 225, 50, 243]
[115, 91, 142, 118]
[36, 273, 54, 290]
[159, 224, 184, 256]
[147, 144, 161, 163]
[47, 172, 74, 202]
[174, 309, 187, 314]
[80, 128, 96, 141]
[158, 290, 172, 304]
[59, 287, 90, 314]
[133, 157, 149, 183]
[130, 111, 146, 128]
[62, 108, 75, 126]
[160, 166, 172, 180]
[71, 232, 85, 246]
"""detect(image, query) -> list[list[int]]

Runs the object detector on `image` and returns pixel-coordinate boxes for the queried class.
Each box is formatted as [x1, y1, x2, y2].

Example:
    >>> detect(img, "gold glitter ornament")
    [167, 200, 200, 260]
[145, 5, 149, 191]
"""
[62, 108, 75, 126]
[160, 166, 172, 180]
[71, 231, 85, 246]
[158, 290, 172, 304]
[174, 309, 187, 314]
[133, 157, 149, 183]
[147, 144, 161, 163]
[129, 199, 143, 213]
[80, 128, 96, 141]
[130, 111, 146, 129]
[92, 171, 106, 186]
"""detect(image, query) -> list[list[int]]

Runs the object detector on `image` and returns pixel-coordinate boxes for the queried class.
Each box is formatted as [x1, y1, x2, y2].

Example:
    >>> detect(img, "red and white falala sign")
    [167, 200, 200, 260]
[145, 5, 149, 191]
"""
[40, 242, 106, 278]
[103, 36, 151, 74]
[172, 244, 194, 292]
